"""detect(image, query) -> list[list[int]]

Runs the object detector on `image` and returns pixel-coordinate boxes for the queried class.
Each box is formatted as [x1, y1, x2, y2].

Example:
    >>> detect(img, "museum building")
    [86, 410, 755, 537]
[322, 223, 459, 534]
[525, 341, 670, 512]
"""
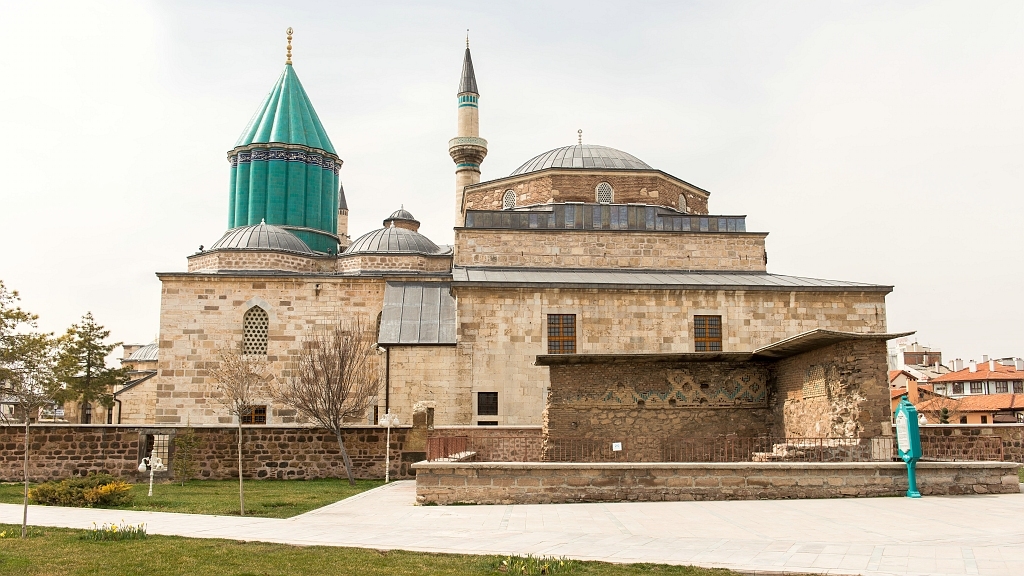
[116, 36, 900, 440]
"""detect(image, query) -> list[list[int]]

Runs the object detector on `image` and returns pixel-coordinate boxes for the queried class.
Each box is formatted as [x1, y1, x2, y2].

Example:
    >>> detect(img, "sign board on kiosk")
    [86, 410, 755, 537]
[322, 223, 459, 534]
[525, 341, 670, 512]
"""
[894, 396, 922, 498]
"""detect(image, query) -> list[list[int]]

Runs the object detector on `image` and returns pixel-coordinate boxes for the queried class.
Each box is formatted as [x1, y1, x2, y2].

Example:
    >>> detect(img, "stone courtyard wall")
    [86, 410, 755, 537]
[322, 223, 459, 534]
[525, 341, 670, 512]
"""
[919, 424, 1024, 464]
[454, 229, 767, 271]
[0, 425, 418, 482]
[772, 339, 892, 439]
[413, 461, 1020, 505]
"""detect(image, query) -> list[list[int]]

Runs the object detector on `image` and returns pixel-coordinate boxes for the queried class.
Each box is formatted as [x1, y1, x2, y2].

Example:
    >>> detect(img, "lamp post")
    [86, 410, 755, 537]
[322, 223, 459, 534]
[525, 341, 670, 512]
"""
[137, 455, 166, 497]
[379, 412, 400, 483]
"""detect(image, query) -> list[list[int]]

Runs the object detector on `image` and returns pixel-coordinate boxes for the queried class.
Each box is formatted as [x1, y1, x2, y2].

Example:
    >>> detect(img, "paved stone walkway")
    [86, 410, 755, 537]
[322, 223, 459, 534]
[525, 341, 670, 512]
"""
[3, 481, 1024, 576]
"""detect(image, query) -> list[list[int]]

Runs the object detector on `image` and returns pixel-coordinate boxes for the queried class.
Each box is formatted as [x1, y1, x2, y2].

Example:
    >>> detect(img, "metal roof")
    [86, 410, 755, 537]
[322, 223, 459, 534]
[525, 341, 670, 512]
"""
[459, 47, 478, 94]
[752, 329, 915, 359]
[344, 226, 450, 256]
[126, 342, 158, 362]
[378, 282, 457, 345]
[388, 208, 417, 221]
[451, 267, 893, 292]
[210, 221, 314, 254]
[510, 145, 652, 176]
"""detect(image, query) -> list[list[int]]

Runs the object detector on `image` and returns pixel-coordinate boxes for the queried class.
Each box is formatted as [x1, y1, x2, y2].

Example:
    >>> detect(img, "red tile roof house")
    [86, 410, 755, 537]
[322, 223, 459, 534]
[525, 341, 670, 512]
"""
[919, 359, 1024, 423]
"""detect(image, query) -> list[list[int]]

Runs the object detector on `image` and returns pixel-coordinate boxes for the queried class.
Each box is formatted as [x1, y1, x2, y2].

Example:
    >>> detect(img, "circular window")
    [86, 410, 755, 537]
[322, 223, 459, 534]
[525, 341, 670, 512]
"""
[502, 190, 516, 210]
[596, 182, 613, 204]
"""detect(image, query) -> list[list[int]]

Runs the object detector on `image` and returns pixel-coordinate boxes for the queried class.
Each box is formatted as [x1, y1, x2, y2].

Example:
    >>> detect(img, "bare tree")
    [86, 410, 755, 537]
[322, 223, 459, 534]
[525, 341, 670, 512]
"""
[208, 349, 269, 516]
[274, 321, 381, 485]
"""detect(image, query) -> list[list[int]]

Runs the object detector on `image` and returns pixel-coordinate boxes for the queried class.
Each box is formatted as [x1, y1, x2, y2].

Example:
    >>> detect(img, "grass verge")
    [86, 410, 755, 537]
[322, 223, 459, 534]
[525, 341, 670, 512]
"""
[0, 479, 383, 518]
[0, 524, 744, 576]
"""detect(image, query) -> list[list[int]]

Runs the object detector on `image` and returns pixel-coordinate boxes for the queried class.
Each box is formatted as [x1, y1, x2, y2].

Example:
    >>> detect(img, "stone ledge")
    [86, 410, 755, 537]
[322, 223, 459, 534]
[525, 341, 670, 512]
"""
[412, 460, 1020, 471]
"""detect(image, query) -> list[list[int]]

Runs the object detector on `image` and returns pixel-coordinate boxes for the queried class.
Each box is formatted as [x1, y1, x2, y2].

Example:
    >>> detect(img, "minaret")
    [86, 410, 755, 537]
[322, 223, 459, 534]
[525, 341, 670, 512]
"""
[448, 35, 487, 226]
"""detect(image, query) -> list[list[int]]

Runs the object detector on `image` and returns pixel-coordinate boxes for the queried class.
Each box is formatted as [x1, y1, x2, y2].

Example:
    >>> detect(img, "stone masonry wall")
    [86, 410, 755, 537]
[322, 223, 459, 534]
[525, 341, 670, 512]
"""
[187, 250, 331, 274]
[919, 424, 1024, 464]
[454, 229, 767, 271]
[772, 340, 892, 439]
[0, 425, 418, 482]
[337, 254, 452, 274]
[452, 287, 888, 426]
[544, 361, 774, 443]
[464, 171, 710, 214]
[386, 346, 471, 427]
[413, 461, 1020, 505]
[430, 426, 544, 462]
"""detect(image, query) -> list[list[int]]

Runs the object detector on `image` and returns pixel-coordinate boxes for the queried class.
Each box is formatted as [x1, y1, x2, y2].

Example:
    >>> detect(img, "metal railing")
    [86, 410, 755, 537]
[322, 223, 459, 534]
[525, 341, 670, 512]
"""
[424, 434, 1007, 464]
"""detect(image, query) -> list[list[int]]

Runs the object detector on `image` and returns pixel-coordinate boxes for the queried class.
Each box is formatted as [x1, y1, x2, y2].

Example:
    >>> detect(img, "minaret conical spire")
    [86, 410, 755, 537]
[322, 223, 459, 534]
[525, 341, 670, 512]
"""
[449, 35, 487, 226]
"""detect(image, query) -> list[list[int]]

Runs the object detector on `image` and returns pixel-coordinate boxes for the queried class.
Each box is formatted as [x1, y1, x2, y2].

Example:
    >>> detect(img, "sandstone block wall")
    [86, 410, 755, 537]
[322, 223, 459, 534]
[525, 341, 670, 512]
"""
[454, 229, 767, 271]
[919, 424, 1024, 464]
[413, 461, 1020, 505]
[337, 254, 452, 274]
[772, 340, 891, 439]
[187, 250, 332, 274]
[145, 275, 387, 426]
[452, 287, 887, 425]
[0, 425, 417, 482]
[386, 346, 471, 426]
[464, 171, 709, 214]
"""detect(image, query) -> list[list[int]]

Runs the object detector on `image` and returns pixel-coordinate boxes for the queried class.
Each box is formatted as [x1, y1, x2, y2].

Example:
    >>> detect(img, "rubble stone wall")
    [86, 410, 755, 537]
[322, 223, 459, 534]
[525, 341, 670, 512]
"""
[0, 425, 417, 482]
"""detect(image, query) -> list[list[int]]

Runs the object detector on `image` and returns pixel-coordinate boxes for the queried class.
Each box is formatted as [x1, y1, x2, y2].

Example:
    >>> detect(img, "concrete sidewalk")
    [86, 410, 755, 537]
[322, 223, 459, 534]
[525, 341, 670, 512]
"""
[3, 481, 1024, 576]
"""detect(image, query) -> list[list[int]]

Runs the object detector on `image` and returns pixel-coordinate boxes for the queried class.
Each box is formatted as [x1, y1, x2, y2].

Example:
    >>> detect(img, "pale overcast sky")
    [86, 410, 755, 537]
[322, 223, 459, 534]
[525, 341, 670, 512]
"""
[1, 1, 1021, 364]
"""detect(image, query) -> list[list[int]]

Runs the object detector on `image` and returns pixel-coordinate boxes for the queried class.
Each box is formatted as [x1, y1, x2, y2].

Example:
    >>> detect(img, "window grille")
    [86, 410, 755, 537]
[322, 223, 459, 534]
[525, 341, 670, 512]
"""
[242, 307, 269, 356]
[477, 392, 498, 416]
[241, 405, 268, 424]
[679, 194, 688, 213]
[953, 383, 964, 395]
[970, 382, 984, 394]
[995, 382, 1008, 393]
[595, 182, 613, 204]
[547, 314, 577, 354]
[502, 190, 516, 209]
[1014, 382, 1023, 394]
[143, 434, 170, 465]
[693, 315, 722, 352]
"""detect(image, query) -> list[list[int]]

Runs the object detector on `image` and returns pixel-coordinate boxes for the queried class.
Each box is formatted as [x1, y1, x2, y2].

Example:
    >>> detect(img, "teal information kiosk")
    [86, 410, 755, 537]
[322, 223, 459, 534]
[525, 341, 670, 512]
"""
[894, 396, 923, 498]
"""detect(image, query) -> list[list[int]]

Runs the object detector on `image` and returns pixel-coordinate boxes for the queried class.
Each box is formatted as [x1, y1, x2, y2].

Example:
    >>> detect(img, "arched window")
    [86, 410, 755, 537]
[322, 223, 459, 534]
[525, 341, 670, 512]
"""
[679, 194, 688, 213]
[502, 190, 516, 210]
[596, 182, 613, 204]
[242, 306, 269, 356]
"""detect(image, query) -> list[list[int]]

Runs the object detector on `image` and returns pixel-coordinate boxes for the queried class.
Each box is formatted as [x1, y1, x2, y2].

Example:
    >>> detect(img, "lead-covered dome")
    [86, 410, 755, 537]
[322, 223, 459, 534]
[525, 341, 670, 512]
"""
[210, 221, 314, 255]
[126, 342, 158, 362]
[344, 226, 448, 255]
[511, 144, 652, 176]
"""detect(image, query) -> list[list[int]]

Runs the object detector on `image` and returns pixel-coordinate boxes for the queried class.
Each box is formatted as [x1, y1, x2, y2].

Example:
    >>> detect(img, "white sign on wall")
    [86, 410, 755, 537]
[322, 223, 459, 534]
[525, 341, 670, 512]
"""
[611, 442, 622, 452]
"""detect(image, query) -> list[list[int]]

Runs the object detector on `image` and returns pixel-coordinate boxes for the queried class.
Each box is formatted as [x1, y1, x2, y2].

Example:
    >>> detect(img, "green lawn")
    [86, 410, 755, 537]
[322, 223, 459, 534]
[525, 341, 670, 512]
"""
[0, 479, 383, 518]
[0, 524, 742, 576]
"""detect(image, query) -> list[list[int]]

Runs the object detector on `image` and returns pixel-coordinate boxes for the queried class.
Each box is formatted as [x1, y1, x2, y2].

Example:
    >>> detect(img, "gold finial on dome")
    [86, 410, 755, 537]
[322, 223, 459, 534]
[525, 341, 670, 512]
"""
[286, 27, 293, 65]
[466, 29, 469, 48]
[578, 129, 582, 145]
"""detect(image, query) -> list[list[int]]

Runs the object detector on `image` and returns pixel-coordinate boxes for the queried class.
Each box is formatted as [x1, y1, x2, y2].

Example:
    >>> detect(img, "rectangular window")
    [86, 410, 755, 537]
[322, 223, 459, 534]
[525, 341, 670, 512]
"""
[981, 416, 988, 424]
[477, 392, 498, 416]
[477, 421, 498, 426]
[959, 416, 968, 424]
[693, 315, 723, 352]
[995, 382, 1008, 394]
[241, 405, 267, 424]
[547, 314, 577, 354]
[953, 383, 964, 395]
[970, 382, 984, 394]
[1015, 382, 1023, 394]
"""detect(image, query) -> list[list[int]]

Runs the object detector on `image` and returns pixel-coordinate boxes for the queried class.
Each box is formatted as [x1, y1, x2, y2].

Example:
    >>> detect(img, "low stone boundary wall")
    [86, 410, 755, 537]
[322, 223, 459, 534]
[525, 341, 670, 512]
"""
[0, 424, 419, 482]
[919, 424, 1024, 463]
[412, 461, 1021, 505]
[429, 426, 543, 461]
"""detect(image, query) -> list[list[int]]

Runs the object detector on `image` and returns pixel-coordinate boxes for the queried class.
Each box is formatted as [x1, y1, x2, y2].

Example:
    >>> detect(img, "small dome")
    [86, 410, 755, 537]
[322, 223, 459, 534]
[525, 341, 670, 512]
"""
[344, 226, 448, 256]
[511, 144, 652, 176]
[210, 221, 314, 254]
[127, 342, 158, 362]
[388, 208, 416, 221]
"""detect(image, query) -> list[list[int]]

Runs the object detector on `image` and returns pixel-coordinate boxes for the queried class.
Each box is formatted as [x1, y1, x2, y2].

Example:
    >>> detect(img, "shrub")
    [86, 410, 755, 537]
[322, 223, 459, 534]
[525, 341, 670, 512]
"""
[29, 474, 134, 508]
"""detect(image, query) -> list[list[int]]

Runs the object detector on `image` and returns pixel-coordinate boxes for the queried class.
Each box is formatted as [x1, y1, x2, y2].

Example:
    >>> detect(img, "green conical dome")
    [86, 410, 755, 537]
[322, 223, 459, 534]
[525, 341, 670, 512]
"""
[235, 65, 336, 154]
[226, 64, 342, 253]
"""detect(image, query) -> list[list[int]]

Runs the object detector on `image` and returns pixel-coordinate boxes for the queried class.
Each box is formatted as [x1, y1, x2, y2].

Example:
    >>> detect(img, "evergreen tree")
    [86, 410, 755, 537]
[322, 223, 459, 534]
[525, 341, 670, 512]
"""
[53, 312, 126, 423]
